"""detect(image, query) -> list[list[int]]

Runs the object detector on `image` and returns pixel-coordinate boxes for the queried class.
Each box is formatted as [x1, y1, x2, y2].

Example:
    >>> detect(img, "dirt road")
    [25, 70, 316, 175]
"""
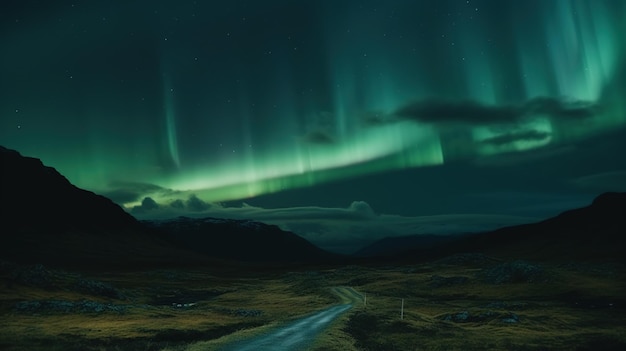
[218, 287, 362, 351]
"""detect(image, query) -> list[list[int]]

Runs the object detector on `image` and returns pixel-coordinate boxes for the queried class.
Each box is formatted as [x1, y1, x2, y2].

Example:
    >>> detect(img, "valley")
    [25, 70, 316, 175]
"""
[2, 255, 625, 351]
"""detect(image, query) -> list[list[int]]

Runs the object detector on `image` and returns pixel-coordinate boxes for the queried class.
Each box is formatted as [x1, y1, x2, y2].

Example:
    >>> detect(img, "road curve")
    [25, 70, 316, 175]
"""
[218, 287, 361, 351]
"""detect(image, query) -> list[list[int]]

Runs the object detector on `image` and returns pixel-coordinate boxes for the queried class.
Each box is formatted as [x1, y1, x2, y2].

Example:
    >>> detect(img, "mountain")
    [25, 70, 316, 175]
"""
[396, 192, 626, 262]
[0, 146, 207, 268]
[0, 146, 339, 266]
[143, 217, 342, 263]
[462, 192, 626, 261]
[0, 146, 139, 231]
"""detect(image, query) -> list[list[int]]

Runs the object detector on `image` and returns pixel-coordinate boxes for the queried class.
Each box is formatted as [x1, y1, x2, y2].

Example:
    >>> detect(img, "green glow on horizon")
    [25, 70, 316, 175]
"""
[156, 121, 443, 201]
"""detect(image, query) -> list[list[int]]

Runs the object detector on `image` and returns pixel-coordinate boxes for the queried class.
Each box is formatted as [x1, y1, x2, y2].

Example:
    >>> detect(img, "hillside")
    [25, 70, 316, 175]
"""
[0, 146, 207, 268]
[143, 216, 342, 263]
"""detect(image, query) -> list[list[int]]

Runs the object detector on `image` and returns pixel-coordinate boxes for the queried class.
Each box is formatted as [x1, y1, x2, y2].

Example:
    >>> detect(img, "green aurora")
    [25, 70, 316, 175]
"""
[1, 0, 625, 217]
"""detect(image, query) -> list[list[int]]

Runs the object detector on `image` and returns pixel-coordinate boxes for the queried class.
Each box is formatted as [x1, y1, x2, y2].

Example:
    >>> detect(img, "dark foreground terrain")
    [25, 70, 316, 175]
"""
[2, 255, 625, 351]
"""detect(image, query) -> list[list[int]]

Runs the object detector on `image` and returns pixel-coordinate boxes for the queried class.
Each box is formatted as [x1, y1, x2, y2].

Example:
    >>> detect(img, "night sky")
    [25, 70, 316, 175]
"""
[2, 0, 625, 253]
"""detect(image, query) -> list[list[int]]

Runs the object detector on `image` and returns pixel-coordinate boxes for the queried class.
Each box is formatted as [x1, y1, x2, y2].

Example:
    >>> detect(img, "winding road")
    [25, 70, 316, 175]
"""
[218, 287, 362, 351]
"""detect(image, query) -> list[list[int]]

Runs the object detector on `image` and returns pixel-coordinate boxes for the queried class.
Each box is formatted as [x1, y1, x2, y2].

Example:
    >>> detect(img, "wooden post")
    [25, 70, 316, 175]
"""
[401, 298, 404, 320]
[364, 292, 367, 307]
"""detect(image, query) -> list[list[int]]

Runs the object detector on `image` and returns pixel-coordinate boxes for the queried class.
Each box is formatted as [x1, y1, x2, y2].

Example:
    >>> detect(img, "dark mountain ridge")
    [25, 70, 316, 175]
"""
[1, 146, 212, 268]
[458, 191, 626, 261]
[389, 192, 626, 262]
[143, 217, 343, 263]
[0, 146, 340, 267]
[1, 146, 139, 232]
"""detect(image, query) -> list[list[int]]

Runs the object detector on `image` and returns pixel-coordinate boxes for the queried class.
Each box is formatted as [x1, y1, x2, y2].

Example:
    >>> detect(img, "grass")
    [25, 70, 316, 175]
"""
[333, 260, 626, 350]
[1, 257, 625, 350]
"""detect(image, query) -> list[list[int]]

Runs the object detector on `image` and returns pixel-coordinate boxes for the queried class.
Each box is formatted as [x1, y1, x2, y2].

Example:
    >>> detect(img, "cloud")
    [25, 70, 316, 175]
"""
[297, 111, 339, 144]
[141, 197, 159, 210]
[131, 196, 159, 213]
[170, 199, 185, 209]
[524, 97, 597, 119]
[186, 194, 211, 211]
[129, 199, 535, 254]
[393, 96, 598, 125]
[101, 189, 144, 204]
[348, 200, 376, 217]
[571, 171, 626, 192]
[480, 129, 551, 146]
[362, 112, 396, 126]
[102, 181, 176, 205]
[300, 129, 335, 144]
[394, 99, 521, 124]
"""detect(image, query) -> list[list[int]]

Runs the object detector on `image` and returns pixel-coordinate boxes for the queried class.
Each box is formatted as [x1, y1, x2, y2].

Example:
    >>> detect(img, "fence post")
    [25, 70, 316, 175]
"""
[401, 298, 404, 320]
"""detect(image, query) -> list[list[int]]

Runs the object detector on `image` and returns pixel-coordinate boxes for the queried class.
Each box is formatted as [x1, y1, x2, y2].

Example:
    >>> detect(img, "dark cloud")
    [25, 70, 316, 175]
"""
[300, 129, 335, 144]
[131, 196, 159, 213]
[393, 97, 597, 125]
[524, 97, 597, 119]
[130, 194, 212, 214]
[170, 199, 185, 209]
[102, 181, 175, 205]
[394, 99, 521, 124]
[362, 112, 396, 126]
[480, 130, 551, 146]
[102, 189, 143, 204]
[141, 197, 159, 210]
[186, 194, 210, 211]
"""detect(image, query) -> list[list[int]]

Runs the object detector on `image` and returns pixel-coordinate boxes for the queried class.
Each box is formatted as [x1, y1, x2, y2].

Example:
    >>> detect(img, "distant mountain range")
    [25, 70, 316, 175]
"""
[0, 146, 339, 267]
[2, 145, 624, 268]
[360, 192, 626, 262]
[454, 191, 626, 261]
[143, 217, 340, 262]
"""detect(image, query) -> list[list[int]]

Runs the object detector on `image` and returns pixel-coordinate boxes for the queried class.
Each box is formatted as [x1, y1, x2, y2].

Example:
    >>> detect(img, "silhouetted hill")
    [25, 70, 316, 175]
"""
[0, 146, 339, 266]
[0, 146, 207, 268]
[398, 192, 626, 262]
[143, 217, 343, 263]
[464, 192, 626, 261]
[1, 146, 139, 231]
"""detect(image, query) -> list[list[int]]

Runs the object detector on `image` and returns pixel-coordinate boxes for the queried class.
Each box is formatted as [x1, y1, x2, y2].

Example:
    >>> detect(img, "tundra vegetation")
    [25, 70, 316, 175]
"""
[2, 255, 625, 351]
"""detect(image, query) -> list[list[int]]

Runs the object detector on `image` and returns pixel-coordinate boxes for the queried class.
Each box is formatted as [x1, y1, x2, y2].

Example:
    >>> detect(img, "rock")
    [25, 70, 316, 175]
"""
[479, 260, 546, 284]
[443, 311, 470, 322]
[440, 310, 521, 324]
[10, 264, 56, 288]
[501, 313, 520, 323]
[171, 302, 197, 308]
[232, 309, 263, 317]
[76, 279, 123, 299]
[14, 300, 42, 312]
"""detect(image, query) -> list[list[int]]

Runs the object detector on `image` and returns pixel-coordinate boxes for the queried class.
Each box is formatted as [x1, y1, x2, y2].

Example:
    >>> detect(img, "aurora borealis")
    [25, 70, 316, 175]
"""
[2, 0, 626, 252]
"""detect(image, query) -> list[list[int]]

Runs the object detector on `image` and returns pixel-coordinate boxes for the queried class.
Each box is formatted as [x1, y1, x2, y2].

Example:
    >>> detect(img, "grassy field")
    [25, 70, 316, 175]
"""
[1, 255, 625, 351]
